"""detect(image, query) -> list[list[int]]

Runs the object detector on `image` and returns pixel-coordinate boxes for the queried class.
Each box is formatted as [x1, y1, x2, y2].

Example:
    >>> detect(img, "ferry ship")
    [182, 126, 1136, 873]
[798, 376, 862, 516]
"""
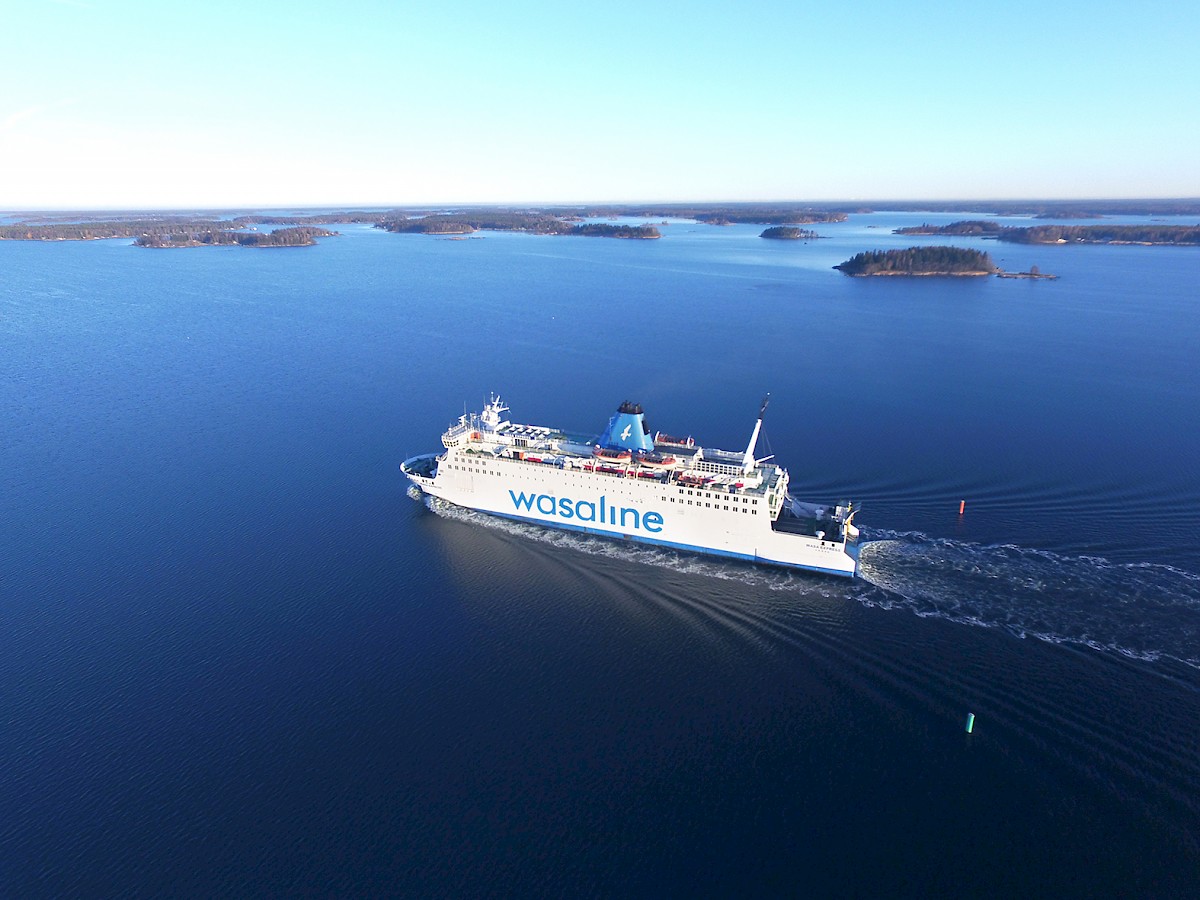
[401, 395, 861, 577]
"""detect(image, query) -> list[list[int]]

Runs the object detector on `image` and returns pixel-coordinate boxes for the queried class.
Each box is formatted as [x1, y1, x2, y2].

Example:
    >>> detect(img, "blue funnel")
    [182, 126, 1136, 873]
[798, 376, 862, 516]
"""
[598, 401, 654, 452]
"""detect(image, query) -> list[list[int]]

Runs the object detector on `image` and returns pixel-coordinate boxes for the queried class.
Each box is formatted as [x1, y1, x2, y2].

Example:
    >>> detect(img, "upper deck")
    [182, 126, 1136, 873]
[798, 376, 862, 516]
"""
[427, 394, 857, 549]
[440, 397, 783, 503]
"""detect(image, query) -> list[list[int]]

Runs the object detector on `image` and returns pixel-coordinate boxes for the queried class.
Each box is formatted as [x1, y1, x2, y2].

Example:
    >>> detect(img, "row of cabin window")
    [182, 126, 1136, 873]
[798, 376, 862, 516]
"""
[663, 496, 755, 513]
[677, 488, 756, 505]
[452, 464, 499, 475]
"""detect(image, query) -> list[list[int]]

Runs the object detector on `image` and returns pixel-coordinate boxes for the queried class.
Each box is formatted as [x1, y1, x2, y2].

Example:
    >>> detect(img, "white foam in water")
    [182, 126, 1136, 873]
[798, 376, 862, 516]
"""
[859, 530, 1200, 669]
[415, 492, 1200, 669]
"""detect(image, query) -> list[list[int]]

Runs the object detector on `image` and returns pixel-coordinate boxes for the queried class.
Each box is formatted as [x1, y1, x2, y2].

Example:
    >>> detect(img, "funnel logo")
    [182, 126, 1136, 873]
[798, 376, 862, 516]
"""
[620, 424, 632, 441]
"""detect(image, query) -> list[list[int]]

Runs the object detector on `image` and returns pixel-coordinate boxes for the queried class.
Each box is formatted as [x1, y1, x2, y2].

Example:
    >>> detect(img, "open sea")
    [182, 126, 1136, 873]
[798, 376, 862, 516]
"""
[3, 213, 1199, 896]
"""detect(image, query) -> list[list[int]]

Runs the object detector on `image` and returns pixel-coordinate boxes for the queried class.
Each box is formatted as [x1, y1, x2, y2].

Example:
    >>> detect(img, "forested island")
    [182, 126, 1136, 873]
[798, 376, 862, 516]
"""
[377, 213, 659, 238]
[0, 218, 341, 246]
[896, 220, 1200, 245]
[569, 204, 848, 225]
[0, 204, 852, 243]
[760, 226, 819, 240]
[896, 220, 1004, 237]
[855, 199, 1200, 217]
[835, 246, 997, 276]
[694, 210, 844, 226]
[3, 203, 1198, 251]
[134, 226, 334, 248]
[1, 219, 227, 241]
[999, 224, 1200, 244]
[571, 223, 660, 239]
[379, 212, 570, 235]
[997, 265, 1058, 280]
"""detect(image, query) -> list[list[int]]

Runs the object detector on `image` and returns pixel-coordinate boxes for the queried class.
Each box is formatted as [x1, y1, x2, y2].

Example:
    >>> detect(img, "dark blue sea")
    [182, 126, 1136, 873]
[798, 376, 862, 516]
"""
[3, 214, 1199, 896]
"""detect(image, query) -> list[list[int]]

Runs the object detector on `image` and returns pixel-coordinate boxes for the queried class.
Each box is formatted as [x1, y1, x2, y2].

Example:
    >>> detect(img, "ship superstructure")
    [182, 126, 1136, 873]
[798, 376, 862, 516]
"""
[401, 395, 860, 577]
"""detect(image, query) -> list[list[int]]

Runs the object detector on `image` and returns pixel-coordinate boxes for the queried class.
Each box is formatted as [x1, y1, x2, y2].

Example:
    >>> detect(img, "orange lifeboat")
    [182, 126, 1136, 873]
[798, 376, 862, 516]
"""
[636, 451, 676, 469]
[593, 447, 632, 463]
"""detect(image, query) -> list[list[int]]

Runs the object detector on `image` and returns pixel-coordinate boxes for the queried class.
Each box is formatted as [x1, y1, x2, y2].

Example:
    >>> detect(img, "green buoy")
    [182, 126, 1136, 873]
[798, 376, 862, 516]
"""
[965, 712, 975, 734]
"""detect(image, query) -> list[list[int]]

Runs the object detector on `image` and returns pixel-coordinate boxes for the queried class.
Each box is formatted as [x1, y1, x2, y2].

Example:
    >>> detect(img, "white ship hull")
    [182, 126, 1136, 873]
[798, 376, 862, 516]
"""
[402, 396, 860, 578]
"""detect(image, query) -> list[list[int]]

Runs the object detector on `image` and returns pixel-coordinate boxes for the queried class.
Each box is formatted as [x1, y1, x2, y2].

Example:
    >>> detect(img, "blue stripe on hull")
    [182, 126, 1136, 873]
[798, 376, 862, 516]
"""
[485, 508, 857, 578]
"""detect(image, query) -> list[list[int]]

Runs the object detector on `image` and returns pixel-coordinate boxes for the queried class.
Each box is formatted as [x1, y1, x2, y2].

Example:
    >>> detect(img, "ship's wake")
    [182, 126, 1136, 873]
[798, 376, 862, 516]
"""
[411, 489, 1200, 670]
[859, 531, 1200, 670]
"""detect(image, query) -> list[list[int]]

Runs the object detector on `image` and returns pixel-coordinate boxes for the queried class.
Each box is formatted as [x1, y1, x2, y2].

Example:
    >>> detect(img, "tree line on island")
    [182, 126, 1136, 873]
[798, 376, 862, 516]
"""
[0, 204, 854, 245]
[835, 246, 996, 276]
[4, 203, 1198, 250]
[895, 220, 1200, 245]
[134, 226, 334, 248]
[760, 226, 820, 240]
[376, 213, 660, 239]
[0, 218, 340, 246]
[561, 204, 848, 224]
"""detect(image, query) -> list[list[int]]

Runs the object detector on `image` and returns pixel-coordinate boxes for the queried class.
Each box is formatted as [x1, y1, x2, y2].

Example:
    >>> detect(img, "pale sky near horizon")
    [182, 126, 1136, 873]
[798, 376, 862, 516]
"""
[2, 0, 1197, 209]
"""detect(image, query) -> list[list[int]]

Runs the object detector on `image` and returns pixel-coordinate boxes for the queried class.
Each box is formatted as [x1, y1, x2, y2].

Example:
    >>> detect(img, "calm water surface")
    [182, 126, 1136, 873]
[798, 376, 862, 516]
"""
[2, 215, 1199, 895]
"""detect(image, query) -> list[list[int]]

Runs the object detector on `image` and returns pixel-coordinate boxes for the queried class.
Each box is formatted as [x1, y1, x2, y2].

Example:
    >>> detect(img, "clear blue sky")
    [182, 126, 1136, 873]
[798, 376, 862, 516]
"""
[3, 0, 1197, 208]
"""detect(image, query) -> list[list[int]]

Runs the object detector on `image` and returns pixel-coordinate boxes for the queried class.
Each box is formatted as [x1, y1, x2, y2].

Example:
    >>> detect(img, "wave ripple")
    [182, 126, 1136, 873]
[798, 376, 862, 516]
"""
[412, 491, 1200, 670]
[860, 531, 1200, 669]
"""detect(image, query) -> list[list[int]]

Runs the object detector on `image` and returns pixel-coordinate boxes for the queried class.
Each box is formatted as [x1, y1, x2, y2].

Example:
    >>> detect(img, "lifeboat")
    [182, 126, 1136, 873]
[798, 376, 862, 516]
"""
[593, 447, 632, 463]
[654, 432, 695, 449]
[636, 451, 677, 468]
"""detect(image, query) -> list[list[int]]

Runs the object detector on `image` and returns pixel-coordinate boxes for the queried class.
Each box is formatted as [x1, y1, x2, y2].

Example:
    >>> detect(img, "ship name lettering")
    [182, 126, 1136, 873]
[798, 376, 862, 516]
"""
[508, 490, 663, 533]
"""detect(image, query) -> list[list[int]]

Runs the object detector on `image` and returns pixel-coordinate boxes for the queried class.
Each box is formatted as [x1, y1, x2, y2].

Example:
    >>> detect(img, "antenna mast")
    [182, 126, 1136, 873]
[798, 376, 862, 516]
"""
[742, 393, 770, 473]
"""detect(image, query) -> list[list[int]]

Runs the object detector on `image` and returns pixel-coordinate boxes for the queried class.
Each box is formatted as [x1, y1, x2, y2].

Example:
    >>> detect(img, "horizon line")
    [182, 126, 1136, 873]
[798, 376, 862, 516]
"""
[5, 196, 1200, 215]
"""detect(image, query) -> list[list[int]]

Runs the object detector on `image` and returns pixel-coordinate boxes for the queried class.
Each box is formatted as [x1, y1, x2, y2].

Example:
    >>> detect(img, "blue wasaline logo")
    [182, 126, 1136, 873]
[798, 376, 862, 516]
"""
[509, 490, 664, 533]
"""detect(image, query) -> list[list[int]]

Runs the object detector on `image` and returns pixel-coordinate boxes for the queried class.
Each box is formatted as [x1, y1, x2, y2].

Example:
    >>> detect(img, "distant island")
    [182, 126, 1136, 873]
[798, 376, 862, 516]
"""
[835, 246, 997, 276]
[895, 220, 1004, 237]
[694, 211, 844, 226]
[999, 224, 1200, 245]
[997, 265, 1058, 280]
[0, 218, 340, 247]
[564, 204, 848, 225]
[847, 199, 1200, 217]
[0, 204, 854, 245]
[134, 226, 334, 248]
[760, 226, 819, 240]
[896, 220, 1200, 245]
[379, 212, 569, 236]
[377, 213, 660, 239]
[3, 203, 1198, 250]
[571, 223, 660, 239]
